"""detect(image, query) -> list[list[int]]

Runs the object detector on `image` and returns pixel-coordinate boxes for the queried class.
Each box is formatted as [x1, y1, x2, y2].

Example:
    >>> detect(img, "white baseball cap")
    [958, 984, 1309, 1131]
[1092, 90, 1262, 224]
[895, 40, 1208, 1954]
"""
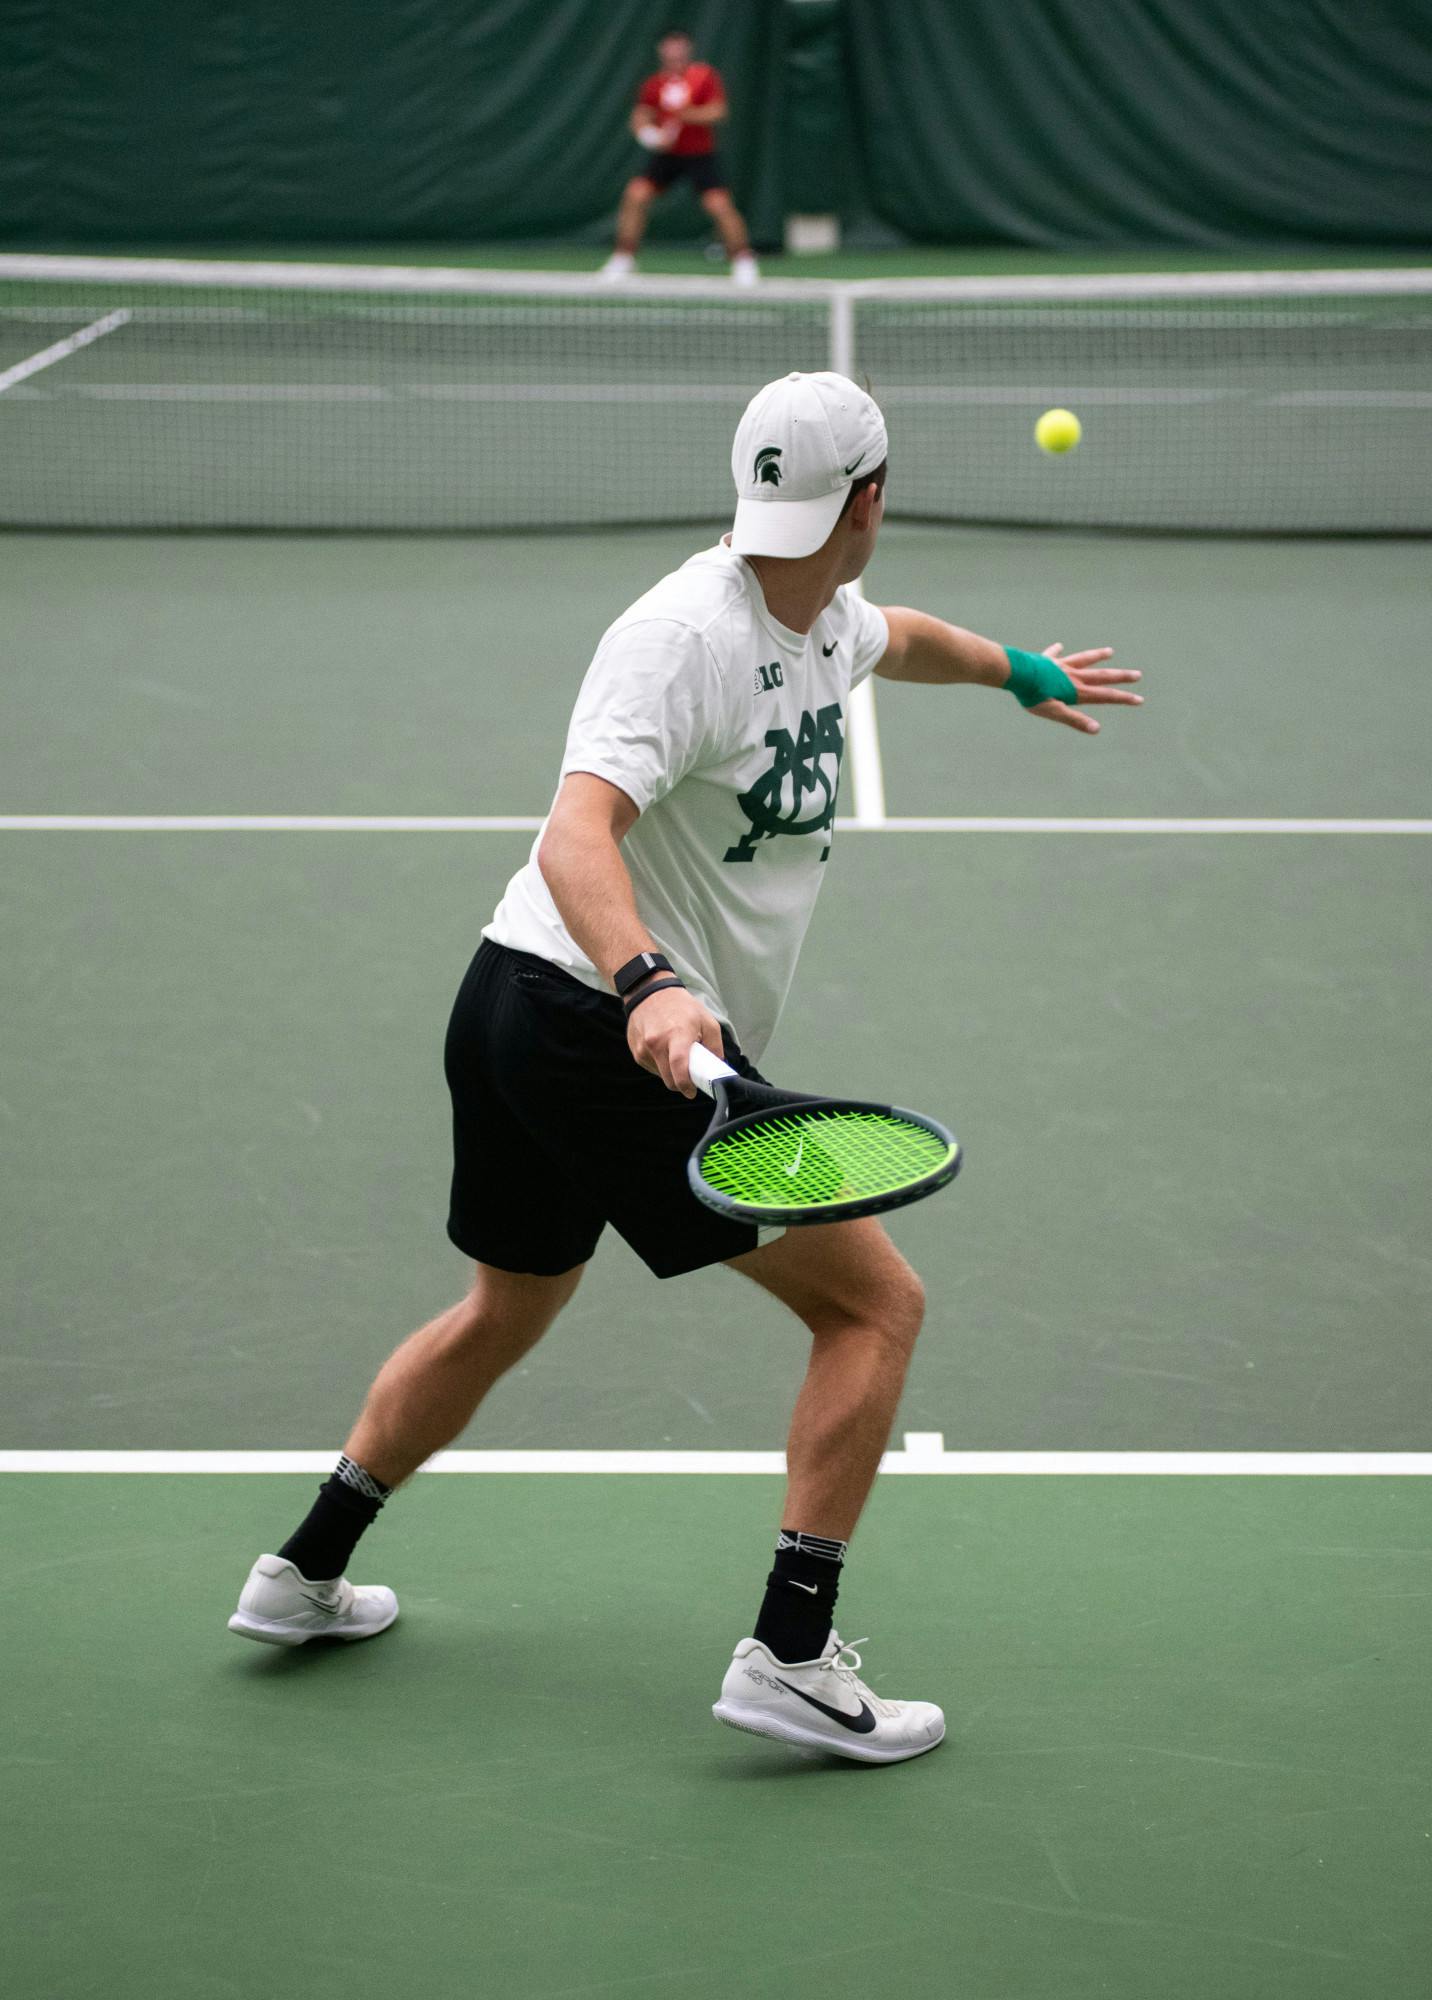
[730, 371, 887, 559]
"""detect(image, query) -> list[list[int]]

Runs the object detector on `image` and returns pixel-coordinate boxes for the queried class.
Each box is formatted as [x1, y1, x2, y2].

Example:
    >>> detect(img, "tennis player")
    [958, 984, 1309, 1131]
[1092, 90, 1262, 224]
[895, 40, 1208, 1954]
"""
[230, 372, 1141, 1764]
[600, 27, 759, 286]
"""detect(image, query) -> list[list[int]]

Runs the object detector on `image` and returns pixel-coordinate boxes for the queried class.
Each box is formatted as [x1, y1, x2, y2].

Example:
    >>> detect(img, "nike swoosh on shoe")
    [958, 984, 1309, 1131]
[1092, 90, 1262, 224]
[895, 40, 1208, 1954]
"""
[777, 1679, 878, 1734]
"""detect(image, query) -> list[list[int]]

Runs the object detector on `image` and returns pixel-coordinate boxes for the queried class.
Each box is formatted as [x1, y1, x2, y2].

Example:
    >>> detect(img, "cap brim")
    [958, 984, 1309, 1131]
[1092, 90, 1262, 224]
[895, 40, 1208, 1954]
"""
[729, 485, 848, 559]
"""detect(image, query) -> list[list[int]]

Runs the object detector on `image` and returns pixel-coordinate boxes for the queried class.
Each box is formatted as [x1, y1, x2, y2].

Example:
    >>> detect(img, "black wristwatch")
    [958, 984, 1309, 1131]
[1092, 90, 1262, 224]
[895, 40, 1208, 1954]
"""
[613, 950, 672, 999]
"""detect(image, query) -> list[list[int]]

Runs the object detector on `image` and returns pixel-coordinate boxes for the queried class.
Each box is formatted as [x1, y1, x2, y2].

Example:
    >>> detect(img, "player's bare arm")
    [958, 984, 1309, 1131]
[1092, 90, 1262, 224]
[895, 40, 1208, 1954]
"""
[875, 606, 1142, 736]
[538, 771, 723, 1096]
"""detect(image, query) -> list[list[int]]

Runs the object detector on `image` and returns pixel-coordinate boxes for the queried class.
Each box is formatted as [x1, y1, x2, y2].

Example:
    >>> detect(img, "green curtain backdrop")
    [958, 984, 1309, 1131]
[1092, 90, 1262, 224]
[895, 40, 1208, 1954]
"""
[844, 0, 1432, 246]
[0, 0, 1427, 247]
[0, 0, 785, 246]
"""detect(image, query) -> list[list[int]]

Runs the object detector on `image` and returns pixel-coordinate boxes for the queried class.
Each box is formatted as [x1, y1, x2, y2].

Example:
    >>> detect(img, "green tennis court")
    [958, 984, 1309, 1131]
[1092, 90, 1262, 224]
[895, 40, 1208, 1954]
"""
[4, 511, 1430, 1997]
[7, 0, 1431, 1971]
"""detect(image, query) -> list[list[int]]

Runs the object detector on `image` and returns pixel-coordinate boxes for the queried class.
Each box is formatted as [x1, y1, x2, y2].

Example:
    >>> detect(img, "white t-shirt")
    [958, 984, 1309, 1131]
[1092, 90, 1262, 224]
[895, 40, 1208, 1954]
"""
[484, 540, 890, 1060]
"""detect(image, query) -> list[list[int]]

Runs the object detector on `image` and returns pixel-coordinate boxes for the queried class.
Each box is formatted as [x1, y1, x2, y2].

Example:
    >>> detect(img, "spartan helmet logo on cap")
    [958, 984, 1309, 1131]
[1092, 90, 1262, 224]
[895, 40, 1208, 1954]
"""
[754, 445, 783, 487]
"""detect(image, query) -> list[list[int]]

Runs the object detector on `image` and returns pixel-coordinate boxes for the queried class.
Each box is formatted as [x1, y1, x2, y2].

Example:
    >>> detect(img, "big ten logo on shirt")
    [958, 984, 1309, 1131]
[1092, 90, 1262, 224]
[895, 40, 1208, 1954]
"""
[754, 661, 784, 694]
[724, 702, 845, 865]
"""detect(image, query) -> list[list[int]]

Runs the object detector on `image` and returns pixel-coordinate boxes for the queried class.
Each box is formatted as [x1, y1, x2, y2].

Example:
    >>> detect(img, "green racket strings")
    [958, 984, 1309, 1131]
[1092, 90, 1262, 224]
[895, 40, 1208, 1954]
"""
[699, 1108, 955, 1211]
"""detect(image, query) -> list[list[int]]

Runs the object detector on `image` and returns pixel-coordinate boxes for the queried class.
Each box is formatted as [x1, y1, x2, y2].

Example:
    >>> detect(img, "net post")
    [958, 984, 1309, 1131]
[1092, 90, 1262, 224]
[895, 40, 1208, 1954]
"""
[829, 284, 855, 382]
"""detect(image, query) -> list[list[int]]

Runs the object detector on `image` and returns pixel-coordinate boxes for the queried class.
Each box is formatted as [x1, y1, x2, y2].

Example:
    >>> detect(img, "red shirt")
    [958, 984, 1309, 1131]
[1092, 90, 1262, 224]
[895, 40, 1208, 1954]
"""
[637, 63, 724, 156]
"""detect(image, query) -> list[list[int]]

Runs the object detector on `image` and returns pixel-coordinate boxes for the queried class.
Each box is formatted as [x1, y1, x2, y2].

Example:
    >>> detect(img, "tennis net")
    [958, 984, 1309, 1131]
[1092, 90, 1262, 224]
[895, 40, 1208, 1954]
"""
[1, 255, 1428, 534]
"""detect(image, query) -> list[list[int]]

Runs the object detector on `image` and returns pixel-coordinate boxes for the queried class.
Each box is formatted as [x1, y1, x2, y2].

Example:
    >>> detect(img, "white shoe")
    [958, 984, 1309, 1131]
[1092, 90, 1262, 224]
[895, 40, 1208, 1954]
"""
[599, 251, 635, 281]
[731, 252, 760, 287]
[714, 1632, 945, 1764]
[227, 1554, 399, 1648]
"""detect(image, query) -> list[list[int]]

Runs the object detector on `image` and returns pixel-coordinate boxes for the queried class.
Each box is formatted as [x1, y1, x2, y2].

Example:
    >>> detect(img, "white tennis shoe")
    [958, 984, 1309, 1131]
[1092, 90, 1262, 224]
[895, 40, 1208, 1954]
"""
[731, 252, 760, 287]
[714, 1631, 945, 1763]
[599, 251, 636, 282]
[227, 1554, 399, 1648]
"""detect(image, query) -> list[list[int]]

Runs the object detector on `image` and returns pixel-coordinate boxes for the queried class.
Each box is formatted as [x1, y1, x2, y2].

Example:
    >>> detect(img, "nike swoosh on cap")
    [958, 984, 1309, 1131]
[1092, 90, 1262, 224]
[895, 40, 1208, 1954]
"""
[777, 1678, 878, 1734]
[843, 451, 867, 476]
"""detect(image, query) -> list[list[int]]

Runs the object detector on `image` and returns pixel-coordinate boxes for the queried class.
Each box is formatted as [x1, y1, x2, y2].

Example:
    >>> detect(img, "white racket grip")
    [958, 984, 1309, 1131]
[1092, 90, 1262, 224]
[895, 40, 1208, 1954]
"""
[688, 1042, 737, 1097]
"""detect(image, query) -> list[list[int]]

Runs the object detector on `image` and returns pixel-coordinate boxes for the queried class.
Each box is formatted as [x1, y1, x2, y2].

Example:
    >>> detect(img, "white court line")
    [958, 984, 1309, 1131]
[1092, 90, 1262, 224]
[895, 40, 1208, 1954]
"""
[878, 816, 1432, 835]
[17, 380, 1431, 412]
[0, 815, 549, 832]
[1, 1445, 1427, 1475]
[59, 383, 750, 404]
[3, 816, 1430, 835]
[14, 382, 1432, 414]
[1273, 389, 1432, 408]
[0, 307, 132, 396]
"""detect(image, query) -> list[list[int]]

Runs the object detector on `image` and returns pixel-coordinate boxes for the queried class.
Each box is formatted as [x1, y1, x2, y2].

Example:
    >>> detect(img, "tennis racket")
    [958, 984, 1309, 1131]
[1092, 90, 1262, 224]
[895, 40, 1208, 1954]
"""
[686, 1044, 961, 1228]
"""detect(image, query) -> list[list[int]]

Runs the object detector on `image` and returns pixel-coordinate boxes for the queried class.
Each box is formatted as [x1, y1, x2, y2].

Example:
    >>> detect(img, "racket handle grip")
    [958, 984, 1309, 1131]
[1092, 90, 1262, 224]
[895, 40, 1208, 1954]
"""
[687, 1041, 737, 1096]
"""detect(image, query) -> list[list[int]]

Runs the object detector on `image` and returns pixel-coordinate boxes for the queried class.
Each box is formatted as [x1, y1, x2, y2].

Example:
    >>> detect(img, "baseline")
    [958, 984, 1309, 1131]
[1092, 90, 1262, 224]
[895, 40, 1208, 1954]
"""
[3, 1445, 1429, 1475]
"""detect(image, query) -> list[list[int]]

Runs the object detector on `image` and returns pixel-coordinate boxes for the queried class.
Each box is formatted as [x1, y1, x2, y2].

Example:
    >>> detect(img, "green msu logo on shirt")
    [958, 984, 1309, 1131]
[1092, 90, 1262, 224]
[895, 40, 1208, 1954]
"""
[724, 702, 844, 863]
[483, 540, 890, 1061]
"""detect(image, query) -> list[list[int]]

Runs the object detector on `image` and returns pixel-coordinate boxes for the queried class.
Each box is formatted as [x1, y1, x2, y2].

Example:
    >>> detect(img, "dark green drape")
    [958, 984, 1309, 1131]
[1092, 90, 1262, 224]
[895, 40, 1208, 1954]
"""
[844, 0, 1432, 246]
[0, 0, 1427, 247]
[784, 0, 857, 216]
[0, 0, 785, 245]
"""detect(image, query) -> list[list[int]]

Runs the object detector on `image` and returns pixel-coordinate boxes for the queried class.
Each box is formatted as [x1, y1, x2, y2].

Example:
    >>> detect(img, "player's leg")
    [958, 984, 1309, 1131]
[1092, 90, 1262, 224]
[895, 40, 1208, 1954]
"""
[344, 1262, 585, 1489]
[227, 1264, 583, 1647]
[728, 1217, 924, 1542]
[602, 176, 658, 277]
[710, 1219, 943, 1761]
[699, 185, 759, 284]
[230, 936, 606, 1646]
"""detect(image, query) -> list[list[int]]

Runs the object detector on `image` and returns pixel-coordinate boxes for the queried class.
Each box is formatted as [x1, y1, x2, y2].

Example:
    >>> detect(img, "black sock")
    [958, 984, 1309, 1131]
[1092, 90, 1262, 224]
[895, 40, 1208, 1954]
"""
[752, 1528, 847, 1664]
[276, 1456, 392, 1582]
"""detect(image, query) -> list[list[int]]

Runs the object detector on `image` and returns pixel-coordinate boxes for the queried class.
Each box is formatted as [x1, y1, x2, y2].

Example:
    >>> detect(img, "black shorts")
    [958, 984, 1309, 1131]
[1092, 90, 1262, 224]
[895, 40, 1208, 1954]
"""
[444, 939, 771, 1279]
[637, 150, 727, 196]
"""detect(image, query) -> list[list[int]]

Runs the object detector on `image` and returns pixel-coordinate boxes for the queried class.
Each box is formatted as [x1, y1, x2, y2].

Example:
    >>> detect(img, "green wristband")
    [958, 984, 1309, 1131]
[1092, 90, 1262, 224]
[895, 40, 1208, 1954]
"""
[1004, 645, 1077, 709]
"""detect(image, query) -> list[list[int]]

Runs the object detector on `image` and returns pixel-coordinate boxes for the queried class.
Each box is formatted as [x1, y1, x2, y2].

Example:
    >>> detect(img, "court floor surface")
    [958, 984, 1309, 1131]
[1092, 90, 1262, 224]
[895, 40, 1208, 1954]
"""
[4, 523, 1429, 1997]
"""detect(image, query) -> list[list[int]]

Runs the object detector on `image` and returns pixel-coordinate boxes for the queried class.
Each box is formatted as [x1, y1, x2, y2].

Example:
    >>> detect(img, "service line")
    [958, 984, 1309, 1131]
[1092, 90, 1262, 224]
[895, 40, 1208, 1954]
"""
[3, 817, 1430, 835]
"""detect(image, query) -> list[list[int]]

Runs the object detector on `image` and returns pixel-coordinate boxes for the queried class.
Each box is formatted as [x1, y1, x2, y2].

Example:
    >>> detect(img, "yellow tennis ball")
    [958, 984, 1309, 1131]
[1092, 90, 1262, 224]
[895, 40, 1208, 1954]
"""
[1035, 407, 1082, 454]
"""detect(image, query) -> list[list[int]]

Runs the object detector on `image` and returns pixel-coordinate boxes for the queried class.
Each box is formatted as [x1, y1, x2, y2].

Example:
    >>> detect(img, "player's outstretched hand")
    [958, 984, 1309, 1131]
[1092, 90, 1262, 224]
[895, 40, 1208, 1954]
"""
[1034, 643, 1143, 736]
[628, 985, 725, 1098]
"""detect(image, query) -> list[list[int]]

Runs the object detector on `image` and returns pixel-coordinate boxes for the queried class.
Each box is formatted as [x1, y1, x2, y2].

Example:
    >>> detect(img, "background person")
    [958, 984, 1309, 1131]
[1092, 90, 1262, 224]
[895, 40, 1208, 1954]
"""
[601, 26, 758, 284]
